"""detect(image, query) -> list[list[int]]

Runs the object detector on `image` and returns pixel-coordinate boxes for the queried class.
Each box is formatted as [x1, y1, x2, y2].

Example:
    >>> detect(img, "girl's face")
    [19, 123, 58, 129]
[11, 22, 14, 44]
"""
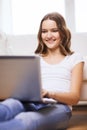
[41, 19, 61, 50]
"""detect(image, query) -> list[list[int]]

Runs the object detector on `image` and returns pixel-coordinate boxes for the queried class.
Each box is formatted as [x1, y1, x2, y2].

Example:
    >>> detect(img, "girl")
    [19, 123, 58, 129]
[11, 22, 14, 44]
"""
[0, 12, 84, 130]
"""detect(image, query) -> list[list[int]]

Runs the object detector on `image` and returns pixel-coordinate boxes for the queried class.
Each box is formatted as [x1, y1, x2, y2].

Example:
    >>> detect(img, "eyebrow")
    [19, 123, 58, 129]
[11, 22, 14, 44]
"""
[42, 27, 58, 30]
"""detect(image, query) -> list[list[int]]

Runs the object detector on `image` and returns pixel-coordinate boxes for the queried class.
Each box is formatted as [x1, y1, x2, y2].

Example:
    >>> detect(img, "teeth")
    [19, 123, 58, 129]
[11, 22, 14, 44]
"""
[47, 40, 55, 42]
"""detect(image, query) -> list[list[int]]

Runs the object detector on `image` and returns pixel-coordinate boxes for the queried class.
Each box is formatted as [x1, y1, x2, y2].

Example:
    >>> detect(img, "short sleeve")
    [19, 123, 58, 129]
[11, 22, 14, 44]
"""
[69, 52, 84, 69]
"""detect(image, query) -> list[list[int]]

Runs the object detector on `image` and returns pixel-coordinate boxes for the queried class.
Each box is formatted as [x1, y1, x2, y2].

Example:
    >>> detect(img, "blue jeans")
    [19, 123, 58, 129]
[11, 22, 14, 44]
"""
[0, 98, 72, 130]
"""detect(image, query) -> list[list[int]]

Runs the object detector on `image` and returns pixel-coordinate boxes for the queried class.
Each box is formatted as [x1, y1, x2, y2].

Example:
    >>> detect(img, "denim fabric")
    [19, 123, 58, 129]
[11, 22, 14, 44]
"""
[0, 98, 72, 130]
[0, 98, 25, 121]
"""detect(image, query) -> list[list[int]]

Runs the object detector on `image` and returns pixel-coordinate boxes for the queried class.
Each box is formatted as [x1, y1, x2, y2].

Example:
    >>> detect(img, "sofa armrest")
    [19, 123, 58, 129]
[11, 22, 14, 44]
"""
[83, 56, 87, 81]
[80, 80, 87, 101]
[79, 56, 87, 104]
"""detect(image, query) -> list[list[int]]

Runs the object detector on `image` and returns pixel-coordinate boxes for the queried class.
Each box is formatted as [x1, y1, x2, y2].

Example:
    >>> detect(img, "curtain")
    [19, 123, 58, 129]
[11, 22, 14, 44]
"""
[0, 0, 13, 34]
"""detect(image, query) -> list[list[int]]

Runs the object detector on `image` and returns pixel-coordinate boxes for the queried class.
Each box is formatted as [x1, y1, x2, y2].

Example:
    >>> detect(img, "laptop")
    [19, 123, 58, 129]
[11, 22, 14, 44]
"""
[0, 55, 57, 104]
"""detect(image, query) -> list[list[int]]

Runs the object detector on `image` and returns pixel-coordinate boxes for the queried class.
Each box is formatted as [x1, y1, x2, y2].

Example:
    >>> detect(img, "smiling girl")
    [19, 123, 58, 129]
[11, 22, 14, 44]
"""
[0, 12, 84, 130]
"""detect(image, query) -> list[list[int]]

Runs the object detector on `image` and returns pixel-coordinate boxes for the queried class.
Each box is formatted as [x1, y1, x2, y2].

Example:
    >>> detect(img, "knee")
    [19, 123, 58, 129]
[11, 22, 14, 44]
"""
[0, 98, 25, 121]
[1, 98, 24, 110]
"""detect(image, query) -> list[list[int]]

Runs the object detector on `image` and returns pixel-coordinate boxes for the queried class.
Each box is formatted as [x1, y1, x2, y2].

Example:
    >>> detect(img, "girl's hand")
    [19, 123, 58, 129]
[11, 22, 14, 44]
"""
[42, 89, 48, 97]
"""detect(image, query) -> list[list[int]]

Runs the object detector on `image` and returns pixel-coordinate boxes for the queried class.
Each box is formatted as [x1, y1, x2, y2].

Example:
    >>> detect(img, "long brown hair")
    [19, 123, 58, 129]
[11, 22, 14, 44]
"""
[35, 12, 73, 56]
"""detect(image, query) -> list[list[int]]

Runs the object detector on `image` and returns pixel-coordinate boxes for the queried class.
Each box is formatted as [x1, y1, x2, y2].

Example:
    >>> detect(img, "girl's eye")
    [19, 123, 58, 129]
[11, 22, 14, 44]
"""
[52, 29, 59, 32]
[42, 30, 47, 33]
[41, 29, 59, 33]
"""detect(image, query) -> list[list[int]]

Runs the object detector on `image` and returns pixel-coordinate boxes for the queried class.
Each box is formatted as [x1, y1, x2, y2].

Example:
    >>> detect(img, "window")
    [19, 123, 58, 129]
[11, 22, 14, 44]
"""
[75, 0, 87, 33]
[11, 0, 65, 35]
[1, 0, 87, 35]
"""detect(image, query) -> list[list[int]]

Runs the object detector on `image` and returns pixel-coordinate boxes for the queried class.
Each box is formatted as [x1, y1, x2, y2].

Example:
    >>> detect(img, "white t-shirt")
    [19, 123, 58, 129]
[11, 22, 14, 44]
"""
[40, 52, 84, 93]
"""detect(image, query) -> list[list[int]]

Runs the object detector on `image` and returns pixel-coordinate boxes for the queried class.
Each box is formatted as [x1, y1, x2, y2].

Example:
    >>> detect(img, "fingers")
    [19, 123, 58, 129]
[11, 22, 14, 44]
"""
[42, 89, 48, 97]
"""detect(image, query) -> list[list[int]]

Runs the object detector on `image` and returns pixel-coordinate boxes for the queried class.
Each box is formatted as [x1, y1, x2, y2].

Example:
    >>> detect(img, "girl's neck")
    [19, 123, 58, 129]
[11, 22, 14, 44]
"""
[42, 49, 65, 65]
[47, 48, 62, 57]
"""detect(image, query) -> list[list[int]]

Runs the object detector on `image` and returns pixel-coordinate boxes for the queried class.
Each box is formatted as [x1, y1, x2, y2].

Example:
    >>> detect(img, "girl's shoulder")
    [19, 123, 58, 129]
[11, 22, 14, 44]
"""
[68, 52, 84, 61]
[66, 52, 84, 68]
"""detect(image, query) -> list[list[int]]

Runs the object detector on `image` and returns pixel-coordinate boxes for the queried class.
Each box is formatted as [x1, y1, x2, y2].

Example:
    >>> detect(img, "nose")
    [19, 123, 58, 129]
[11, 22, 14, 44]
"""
[46, 31, 52, 38]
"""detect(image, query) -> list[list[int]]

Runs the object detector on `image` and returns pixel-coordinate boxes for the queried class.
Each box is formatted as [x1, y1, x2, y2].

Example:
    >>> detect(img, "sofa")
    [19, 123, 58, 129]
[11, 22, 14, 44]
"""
[79, 56, 87, 104]
[71, 34, 87, 105]
[0, 33, 87, 105]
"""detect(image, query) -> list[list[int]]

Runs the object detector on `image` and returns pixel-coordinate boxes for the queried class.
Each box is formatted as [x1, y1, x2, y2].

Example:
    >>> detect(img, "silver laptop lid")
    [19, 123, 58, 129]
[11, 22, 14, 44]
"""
[0, 56, 42, 102]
